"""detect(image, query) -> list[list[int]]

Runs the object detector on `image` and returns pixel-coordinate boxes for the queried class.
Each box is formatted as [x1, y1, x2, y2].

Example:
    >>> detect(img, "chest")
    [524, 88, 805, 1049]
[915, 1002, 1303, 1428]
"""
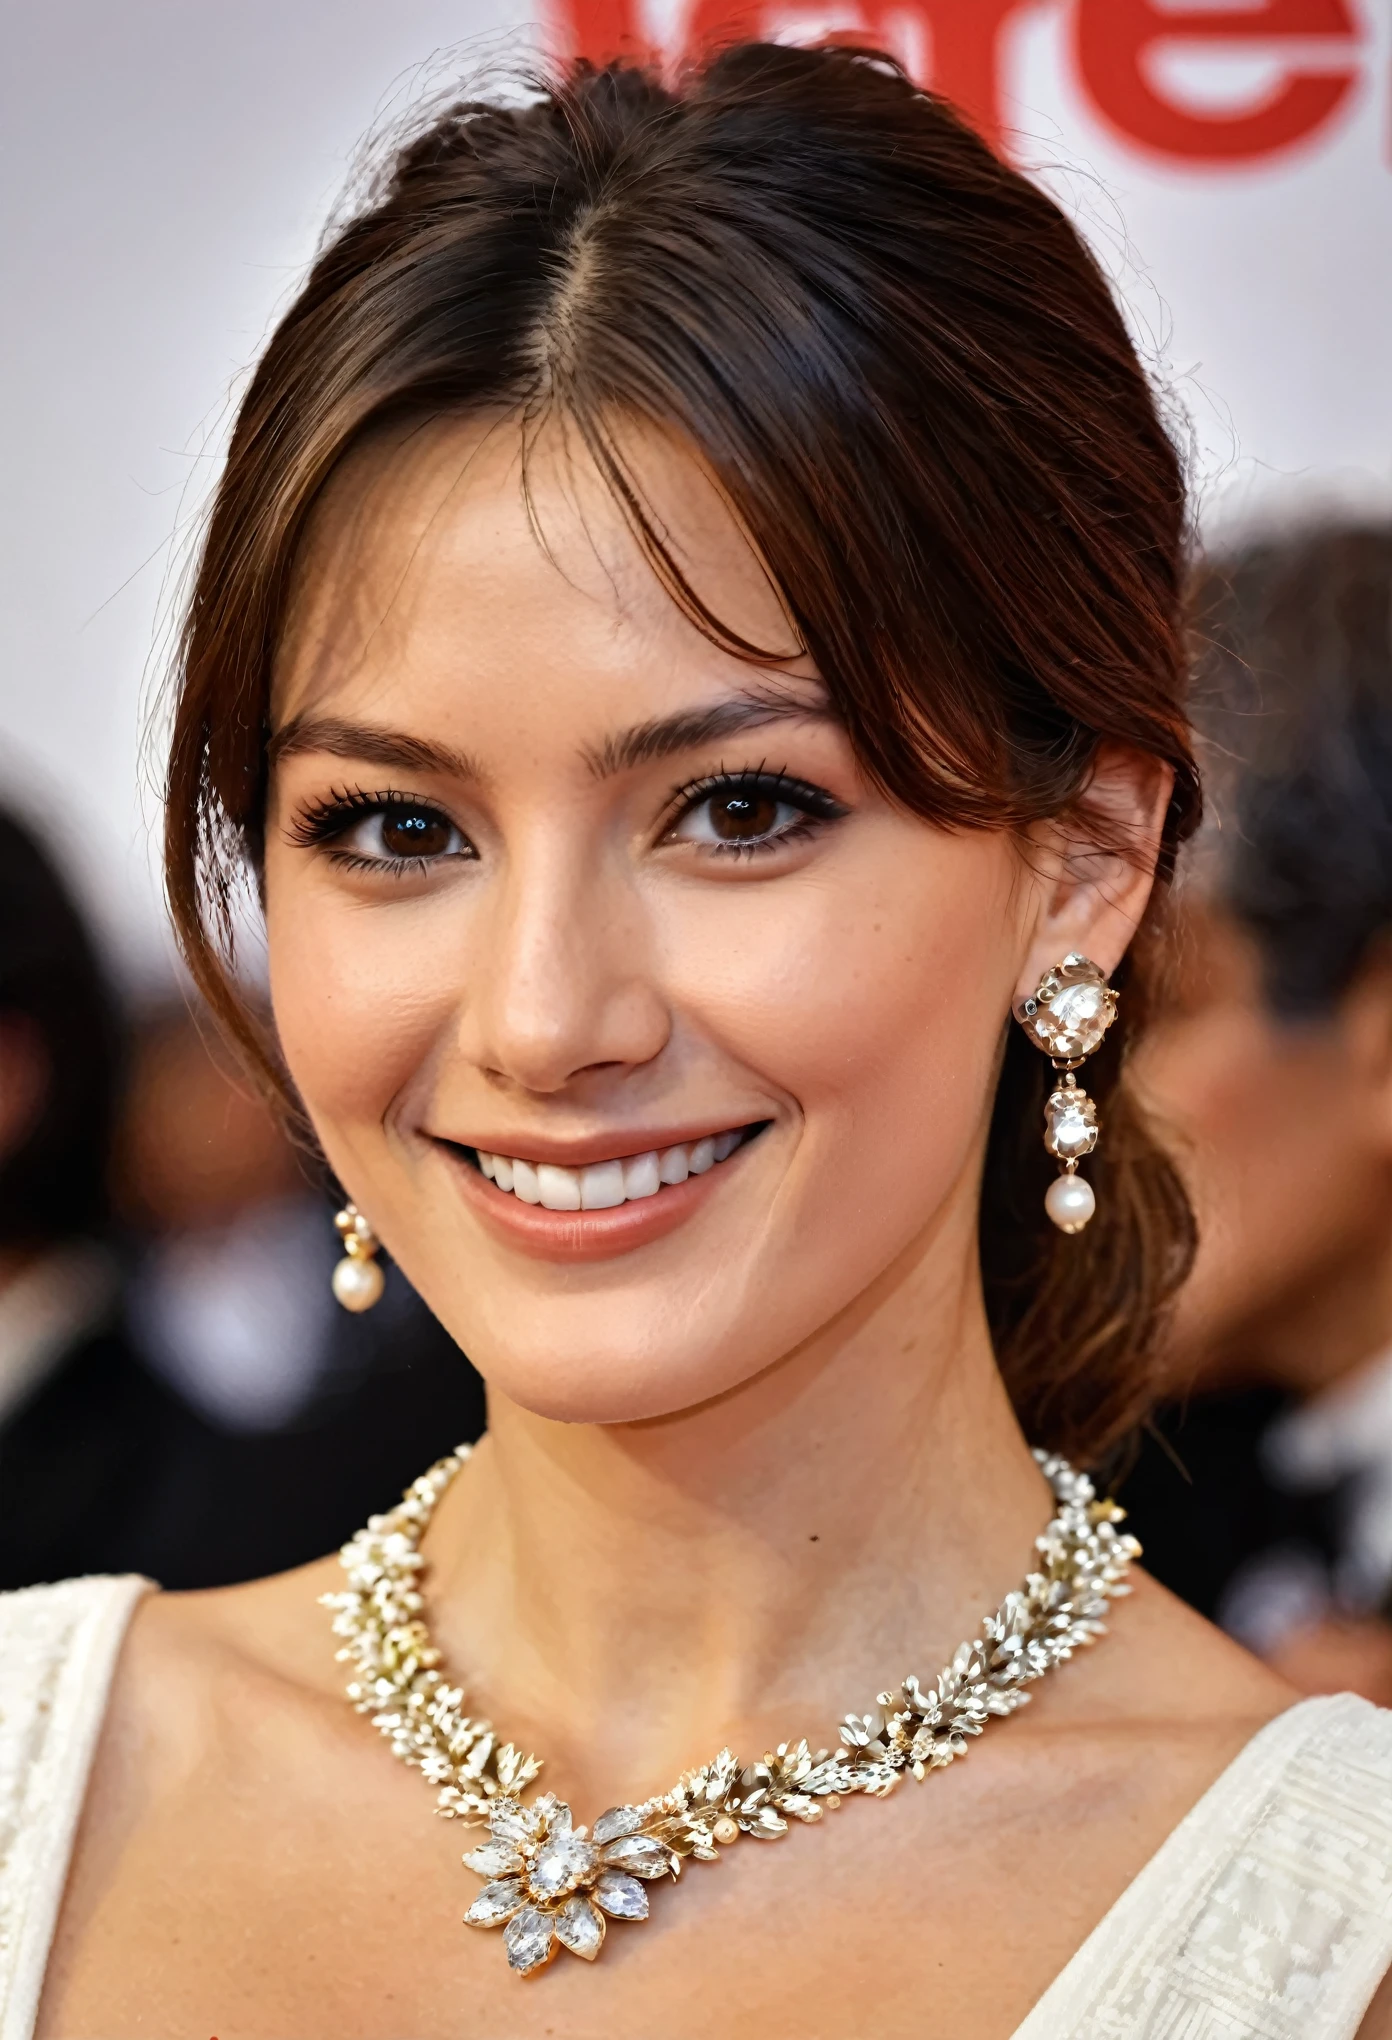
[36, 1728, 1165, 2040]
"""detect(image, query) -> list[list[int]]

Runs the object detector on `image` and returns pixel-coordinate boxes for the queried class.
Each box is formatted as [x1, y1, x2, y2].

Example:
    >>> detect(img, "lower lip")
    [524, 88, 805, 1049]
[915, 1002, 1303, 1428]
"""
[439, 1144, 747, 1262]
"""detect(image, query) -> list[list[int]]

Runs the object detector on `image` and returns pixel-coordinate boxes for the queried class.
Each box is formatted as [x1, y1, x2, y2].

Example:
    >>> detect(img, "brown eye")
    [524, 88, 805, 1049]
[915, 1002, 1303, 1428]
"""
[709, 792, 781, 841]
[666, 773, 845, 856]
[380, 806, 454, 858]
[323, 800, 470, 868]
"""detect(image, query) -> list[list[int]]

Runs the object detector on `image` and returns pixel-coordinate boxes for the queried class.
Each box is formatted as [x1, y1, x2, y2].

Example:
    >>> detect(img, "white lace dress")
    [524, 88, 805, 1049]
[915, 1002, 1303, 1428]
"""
[3, 1578, 1392, 2039]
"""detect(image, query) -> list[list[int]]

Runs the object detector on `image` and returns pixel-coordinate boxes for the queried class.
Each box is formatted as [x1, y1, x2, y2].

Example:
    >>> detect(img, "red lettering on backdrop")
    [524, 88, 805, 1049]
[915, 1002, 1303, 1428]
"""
[554, 0, 1366, 166]
[1073, 0, 1362, 164]
[556, 0, 1040, 151]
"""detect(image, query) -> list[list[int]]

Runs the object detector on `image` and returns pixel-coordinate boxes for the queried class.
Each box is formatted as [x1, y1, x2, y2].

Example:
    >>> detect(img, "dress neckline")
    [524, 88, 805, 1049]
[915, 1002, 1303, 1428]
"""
[1009, 1692, 1376, 2036]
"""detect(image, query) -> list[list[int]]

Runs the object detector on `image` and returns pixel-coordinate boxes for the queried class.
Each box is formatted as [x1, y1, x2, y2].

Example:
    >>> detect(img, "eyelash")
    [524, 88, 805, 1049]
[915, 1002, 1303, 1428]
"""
[287, 768, 848, 874]
[660, 767, 848, 859]
[286, 787, 472, 874]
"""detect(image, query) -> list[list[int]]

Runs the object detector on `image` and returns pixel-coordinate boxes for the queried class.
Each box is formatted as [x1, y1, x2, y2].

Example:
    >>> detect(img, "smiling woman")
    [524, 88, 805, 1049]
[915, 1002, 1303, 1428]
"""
[6, 41, 1392, 2040]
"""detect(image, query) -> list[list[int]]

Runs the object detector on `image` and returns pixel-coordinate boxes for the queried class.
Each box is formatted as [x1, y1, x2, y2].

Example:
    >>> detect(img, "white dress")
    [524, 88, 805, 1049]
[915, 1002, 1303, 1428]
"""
[3, 1579, 1392, 2039]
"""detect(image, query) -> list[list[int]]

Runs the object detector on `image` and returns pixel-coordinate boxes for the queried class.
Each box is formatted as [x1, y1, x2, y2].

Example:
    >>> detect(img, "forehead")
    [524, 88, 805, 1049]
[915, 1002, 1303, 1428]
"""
[272, 410, 815, 747]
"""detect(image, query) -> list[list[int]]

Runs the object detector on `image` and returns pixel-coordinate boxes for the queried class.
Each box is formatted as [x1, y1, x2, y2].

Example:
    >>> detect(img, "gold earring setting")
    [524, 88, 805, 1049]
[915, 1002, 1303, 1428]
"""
[1013, 954, 1118, 1235]
[332, 1203, 385, 1311]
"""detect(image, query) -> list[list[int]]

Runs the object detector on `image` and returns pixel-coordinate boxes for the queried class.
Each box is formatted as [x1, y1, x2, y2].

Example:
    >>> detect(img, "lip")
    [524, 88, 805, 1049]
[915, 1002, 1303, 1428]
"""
[435, 1129, 763, 1263]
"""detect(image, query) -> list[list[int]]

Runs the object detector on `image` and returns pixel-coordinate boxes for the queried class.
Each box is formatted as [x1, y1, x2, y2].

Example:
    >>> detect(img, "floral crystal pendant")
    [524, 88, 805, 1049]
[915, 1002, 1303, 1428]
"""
[325, 1446, 1140, 1978]
[462, 1793, 670, 1973]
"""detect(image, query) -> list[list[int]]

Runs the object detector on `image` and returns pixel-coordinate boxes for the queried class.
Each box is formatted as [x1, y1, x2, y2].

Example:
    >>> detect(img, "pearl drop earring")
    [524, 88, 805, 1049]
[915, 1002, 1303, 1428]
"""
[332, 1202, 385, 1311]
[1012, 954, 1118, 1235]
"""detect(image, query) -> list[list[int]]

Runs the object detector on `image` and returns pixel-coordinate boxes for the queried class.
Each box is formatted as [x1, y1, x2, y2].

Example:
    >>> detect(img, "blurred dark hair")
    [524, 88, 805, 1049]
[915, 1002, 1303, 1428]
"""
[1193, 522, 1392, 1018]
[0, 808, 121, 1244]
[165, 44, 1200, 1460]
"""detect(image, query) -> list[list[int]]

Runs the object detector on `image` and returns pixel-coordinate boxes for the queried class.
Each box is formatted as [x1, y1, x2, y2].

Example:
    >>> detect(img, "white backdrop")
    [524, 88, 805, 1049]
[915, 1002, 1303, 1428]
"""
[3, 0, 1390, 985]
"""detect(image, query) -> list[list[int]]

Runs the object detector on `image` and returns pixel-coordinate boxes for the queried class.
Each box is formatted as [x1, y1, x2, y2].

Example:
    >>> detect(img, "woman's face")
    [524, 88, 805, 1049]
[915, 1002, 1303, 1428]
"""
[264, 414, 1050, 1423]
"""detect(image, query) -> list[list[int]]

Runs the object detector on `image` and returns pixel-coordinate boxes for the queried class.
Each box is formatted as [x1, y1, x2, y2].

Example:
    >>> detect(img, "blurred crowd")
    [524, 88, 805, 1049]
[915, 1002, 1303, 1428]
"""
[0, 822, 484, 1591]
[2, 511, 1391, 1707]
[1118, 519, 1392, 1703]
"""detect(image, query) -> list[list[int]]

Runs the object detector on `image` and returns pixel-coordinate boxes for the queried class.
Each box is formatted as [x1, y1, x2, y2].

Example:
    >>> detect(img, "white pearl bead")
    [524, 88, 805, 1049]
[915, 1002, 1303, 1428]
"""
[332, 1254, 385, 1312]
[1045, 1172, 1096, 1234]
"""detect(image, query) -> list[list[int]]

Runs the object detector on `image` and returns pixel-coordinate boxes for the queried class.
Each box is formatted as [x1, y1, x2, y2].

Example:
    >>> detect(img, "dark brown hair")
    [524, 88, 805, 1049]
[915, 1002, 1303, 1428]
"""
[167, 42, 1199, 1462]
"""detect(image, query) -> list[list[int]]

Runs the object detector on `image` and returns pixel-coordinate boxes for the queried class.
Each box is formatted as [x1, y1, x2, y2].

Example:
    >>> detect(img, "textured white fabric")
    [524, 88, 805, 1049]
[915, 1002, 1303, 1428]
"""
[1, 1582, 1390, 2040]
[1014, 1691, 1392, 2038]
[0, 1577, 150, 2040]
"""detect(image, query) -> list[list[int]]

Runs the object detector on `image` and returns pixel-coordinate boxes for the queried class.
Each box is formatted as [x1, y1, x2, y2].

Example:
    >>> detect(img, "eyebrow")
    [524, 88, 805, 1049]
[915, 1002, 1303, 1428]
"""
[267, 689, 837, 787]
[267, 716, 483, 781]
[585, 691, 836, 779]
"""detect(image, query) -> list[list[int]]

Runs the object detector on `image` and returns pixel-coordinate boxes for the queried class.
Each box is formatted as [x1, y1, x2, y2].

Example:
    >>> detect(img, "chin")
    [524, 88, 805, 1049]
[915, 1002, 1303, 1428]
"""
[467, 1324, 769, 1427]
[439, 1268, 797, 1426]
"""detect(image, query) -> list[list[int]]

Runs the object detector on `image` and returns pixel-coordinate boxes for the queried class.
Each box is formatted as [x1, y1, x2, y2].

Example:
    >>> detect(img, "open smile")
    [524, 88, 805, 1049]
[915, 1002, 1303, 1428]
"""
[436, 1124, 769, 1261]
[471, 1125, 758, 1209]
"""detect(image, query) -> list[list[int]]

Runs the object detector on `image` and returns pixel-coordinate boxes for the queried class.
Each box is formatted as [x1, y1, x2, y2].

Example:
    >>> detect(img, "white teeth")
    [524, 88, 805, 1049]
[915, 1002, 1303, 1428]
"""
[474, 1130, 753, 1209]
[537, 1163, 582, 1211]
[622, 1151, 661, 1201]
[658, 1146, 689, 1185]
[580, 1159, 626, 1209]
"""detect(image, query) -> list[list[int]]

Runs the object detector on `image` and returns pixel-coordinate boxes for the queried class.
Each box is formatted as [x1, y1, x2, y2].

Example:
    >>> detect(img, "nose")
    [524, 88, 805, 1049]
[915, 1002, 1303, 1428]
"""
[466, 829, 671, 1097]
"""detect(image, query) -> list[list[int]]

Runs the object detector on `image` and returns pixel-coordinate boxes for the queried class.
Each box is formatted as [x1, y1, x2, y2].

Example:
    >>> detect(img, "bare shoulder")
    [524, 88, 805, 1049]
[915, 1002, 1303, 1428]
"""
[1103, 1564, 1297, 1718]
[89, 1554, 348, 1826]
[1039, 1564, 1298, 1763]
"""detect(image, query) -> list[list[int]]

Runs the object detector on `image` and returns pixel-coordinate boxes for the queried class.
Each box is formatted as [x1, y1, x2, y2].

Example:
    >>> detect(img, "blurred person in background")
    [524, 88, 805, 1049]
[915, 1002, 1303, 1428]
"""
[1120, 521, 1392, 1702]
[0, 807, 156, 1584]
[0, 805, 485, 1590]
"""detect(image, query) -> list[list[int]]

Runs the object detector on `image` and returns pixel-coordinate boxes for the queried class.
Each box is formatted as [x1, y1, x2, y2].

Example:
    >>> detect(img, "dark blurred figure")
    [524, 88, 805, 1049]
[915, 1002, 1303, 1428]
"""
[1119, 521, 1392, 1701]
[0, 807, 485, 1590]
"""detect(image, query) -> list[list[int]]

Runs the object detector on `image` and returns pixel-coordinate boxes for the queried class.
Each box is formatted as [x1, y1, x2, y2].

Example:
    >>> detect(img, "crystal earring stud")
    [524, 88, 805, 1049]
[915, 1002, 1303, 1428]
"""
[332, 1202, 385, 1311]
[1012, 954, 1118, 1234]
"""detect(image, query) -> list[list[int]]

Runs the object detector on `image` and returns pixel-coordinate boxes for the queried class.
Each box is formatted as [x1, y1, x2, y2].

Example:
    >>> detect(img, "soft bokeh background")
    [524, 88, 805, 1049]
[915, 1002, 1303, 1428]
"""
[3, 3, 1392, 1647]
[4, 0, 1390, 981]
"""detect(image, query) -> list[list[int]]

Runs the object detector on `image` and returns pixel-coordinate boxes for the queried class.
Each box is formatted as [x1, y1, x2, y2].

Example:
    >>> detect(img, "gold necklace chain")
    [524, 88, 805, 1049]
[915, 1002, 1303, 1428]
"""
[324, 1446, 1138, 1978]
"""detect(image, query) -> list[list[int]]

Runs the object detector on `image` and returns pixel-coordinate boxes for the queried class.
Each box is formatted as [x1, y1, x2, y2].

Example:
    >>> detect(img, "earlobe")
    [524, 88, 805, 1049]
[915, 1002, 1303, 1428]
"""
[1017, 745, 1173, 999]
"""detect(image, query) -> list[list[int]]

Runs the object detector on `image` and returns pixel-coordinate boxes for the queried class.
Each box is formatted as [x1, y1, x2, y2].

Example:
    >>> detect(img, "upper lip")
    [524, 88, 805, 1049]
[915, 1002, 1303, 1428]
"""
[428, 1122, 765, 1171]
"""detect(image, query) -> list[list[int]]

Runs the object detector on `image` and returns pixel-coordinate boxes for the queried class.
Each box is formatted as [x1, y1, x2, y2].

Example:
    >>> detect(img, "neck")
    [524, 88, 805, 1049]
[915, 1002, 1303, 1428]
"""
[425, 1230, 1051, 1813]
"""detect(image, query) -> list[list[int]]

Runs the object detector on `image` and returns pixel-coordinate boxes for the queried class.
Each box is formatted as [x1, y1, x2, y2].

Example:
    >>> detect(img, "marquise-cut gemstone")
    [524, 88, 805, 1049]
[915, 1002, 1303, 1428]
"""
[592, 1806, 642, 1844]
[554, 1895, 606, 1960]
[594, 1870, 650, 1920]
[465, 1876, 524, 1926]
[462, 1840, 522, 1879]
[503, 1905, 556, 1974]
[600, 1834, 671, 1878]
[528, 1833, 599, 1898]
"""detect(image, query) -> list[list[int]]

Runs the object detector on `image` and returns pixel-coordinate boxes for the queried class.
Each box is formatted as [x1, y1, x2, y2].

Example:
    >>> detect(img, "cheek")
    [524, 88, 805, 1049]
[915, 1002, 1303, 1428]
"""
[664, 830, 1024, 1184]
[265, 861, 459, 1138]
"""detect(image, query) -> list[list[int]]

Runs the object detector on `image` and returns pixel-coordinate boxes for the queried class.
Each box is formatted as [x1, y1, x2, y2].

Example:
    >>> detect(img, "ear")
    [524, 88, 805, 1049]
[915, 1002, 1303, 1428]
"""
[1016, 744, 1173, 1005]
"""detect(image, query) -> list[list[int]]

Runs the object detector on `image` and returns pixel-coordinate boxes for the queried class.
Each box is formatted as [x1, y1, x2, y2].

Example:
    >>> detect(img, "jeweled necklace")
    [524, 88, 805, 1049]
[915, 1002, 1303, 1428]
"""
[324, 1445, 1138, 1978]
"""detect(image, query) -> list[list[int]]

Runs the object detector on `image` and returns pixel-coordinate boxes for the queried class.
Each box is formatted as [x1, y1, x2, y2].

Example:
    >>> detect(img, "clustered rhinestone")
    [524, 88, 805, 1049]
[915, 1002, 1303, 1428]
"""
[323, 1445, 1140, 1978]
[1013, 954, 1120, 1235]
